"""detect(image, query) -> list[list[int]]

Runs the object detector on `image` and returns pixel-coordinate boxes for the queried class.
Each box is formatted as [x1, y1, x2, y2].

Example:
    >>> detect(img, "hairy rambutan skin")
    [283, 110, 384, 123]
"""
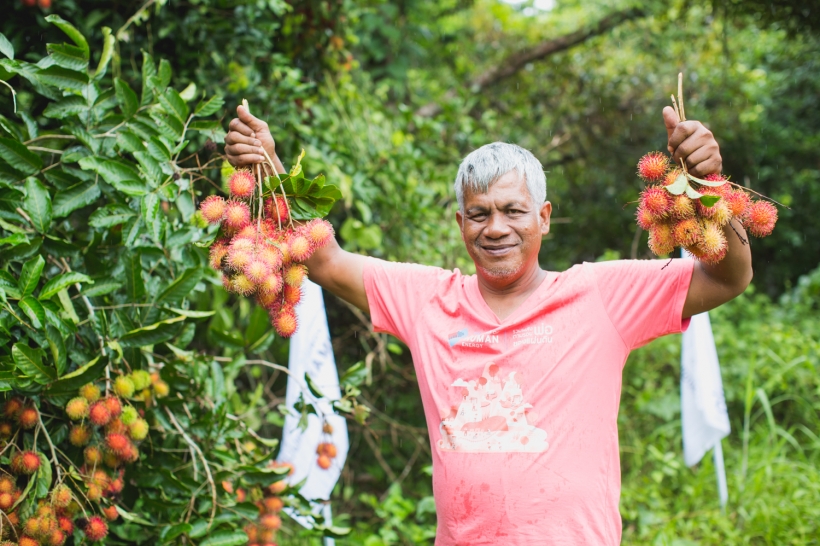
[114, 376, 135, 399]
[88, 402, 111, 427]
[84, 516, 109, 541]
[51, 484, 73, 508]
[128, 418, 149, 441]
[0, 492, 12, 510]
[639, 186, 673, 218]
[288, 235, 313, 262]
[80, 383, 101, 403]
[257, 288, 282, 310]
[637, 151, 670, 182]
[200, 195, 227, 224]
[244, 260, 271, 285]
[3, 397, 23, 419]
[48, 529, 67, 546]
[11, 451, 41, 475]
[673, 218, 703, 247]
[696, 188, 732, 225]
[58, 516, 74, 534]
[19, 535, 40, 546]
[724, 188, 751, 218]
[283, 284, 301, 306]
[84, 446, 103, 466]
[224, 201, 251, 231]
[69, 425, 91, 447]
[227, 238, 255, 270]
[66, 397, 89, 421]
[257, 244, 283, 271]
[670, 194, 695, 220]
[305, 219, 334, 247]
[131, 370, 151, 391]
[0, 421, 12, 438]
[663, 168, 684, 187]
[234, 224, 259, 241]
[105, 433, 132, 458]
[273, 309, 298, 338]
[699, 221, 728, 256]
[221, 273, 235, 293]
[232, 273, 257, 296]
[121, 406, 138, 426]
[743, 200, 778, 237]
[229, 169, 256, 199]
[648, 223, 675, 256]
[283, 264, 308, 287]
[0, 476, 14, 493]
[209, 240, 229, 270]
[265, 196, 290, 224]
[17, 406, 39, 429]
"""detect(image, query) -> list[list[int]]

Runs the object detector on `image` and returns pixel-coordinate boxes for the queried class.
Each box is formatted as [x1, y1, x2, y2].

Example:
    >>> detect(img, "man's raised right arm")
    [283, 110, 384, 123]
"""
[224, 106, 370, 313]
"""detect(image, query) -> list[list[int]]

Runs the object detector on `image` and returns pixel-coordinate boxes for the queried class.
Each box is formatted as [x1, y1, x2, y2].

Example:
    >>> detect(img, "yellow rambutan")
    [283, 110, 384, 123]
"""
[228, 169, 256, 199]
[283, 284, 301, 306]
[283, 264, 308, 287]
[209, 240, 230, 270]
[288, 235, 313, 262]
[305, 219, 334, 248]
[79, 383, 101, 403]
[662, 168, 684, 187]
[670, 194, 695, 220]
[673, 218, 702, 247]
[232, 273, 257, 296]
[69, 425, 91, 447]
[66, 397, 89, 421]
[224, 201, 251, 231]
[273, 308, 298, 338]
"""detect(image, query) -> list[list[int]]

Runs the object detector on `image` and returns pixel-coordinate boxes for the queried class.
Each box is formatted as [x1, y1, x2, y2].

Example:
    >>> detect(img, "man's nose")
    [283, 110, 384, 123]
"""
[484, 211, 512, 239]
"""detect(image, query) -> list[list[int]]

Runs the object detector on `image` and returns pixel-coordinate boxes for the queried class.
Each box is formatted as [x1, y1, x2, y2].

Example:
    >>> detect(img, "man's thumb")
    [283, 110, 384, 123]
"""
[663, 106, 680, 139]
[237, 104, 267, 132]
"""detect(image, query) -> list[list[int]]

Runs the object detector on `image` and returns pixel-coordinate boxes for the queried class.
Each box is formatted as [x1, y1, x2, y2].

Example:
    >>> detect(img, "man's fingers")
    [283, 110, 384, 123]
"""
[689, 156, 722, 179]
[228, 118, 254, 137]
[226, 143, 266, 157]
[226, 153, 265, 167]
[682, 147, 713, 171]
[236, 105, 270, 134]
[668, 120, 699, 151]
[663, 106, 679, 140]
[225, 132, 261, 147]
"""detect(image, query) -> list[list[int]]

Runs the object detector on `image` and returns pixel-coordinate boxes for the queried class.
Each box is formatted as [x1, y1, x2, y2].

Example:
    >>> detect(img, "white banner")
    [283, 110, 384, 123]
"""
[278, 280, 349, 505]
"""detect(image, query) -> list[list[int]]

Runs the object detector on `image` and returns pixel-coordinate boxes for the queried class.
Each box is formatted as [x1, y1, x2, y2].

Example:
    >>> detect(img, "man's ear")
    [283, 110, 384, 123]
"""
[455, 210, 464, 236]
[540, 201, 552, 236]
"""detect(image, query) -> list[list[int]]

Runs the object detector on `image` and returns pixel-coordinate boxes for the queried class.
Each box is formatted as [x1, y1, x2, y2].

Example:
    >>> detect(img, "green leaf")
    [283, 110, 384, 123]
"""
[115, 78, 138, 119]
[23, 178, 52, 233]
[687, 173, 729, 187]
[45, 15, 89, 57]
[78, 156, 148, 196]
[45, 324, 66, 376]
[198, 531, 249, 546]
[116, 506, 153, 525]
[36, 66, 89, 91]
[116, 130, 143, 153]
[89, 204, 136, 228]
[663, 173, 689, 196]
[44, 355, 106, 395]
[52, 180, 99, 217]
[0, 33, 14, 60]
[141, 192, 163, 242]
[166, 308, 215, 319]
[82, 281, 121, 297]
[188, 120, 221, 131]
[19, 296, 45, 328]
[119, 315, 186, 347]
[146, 137, 171, 162]
[0, 137, 42, 175]
[43, 96, 89, 119]
[159, 88, 189, 122]
[0, 233, 28, 246]
[157, 59, 172, 89]
[40, 271, 92, 299]
[684, 185, 704, 199]
[194, 95, 224, 117]
[160, 523, 192, 542]
[155, 268, 202, 305]
[305, 373, 326, 398]
[12, 343, 55, 383]
[0, 271, 21, 299]
[94, 27, 115, 79]
[46, 43, 88, 71]
[699, 194, 721, 208]
[19, 255, 45, 297]
[35, 454, 52, 498]
[124, 252, 145, 301]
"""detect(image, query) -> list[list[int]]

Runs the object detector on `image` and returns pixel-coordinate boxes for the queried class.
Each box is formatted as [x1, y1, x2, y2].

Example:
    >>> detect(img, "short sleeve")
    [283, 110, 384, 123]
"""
[362, 258, 454, 345]
[589, 258, 694, 350]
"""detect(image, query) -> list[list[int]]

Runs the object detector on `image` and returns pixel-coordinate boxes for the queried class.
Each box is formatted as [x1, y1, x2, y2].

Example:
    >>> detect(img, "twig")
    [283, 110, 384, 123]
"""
[165, 407, 216, 528]
[23, 134, 76, 144]
[27, 147, 63, 155]
[115, 0, 157, 40]
[37, 413, 62, 481]
[0, 80, 17, 113]
[362, 427, 397, 481]
[678, 72, 686, 121]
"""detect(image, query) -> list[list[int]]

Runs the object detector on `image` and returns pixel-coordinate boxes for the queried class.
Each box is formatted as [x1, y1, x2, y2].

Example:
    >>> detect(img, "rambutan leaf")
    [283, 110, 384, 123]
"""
[686, 173, 729, 187]
[663, 173, 689, 195]
[699, 195, 721, 207]
[684, 185, 703, 199]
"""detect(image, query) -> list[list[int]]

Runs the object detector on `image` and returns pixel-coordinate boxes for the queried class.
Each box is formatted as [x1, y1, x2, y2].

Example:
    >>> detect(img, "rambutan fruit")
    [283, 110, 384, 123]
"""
[79, 383, 101, 403]
[17, 406, 38, 429]
[257, 244, 283, 270]
[88, 402, 111, 427]
[66, 397, 89, 421]
[268, 480, 287, 495]
[322, 422, 334, 434]
[670, 194, 695, 220]
[639, 186, 673, 218]
[90, 469, 110, 489]
[120, 406, 138, 426]
[283, 264, 308, 287]
[696, 188, 731, 225]
[105, 433, 132, 459]
[106, 417, 127, 436]
[200, 195, 227, 224]
[724, 188, 751, 218]
[232, 273, 257, 296]
[84, 446, 103, 466]
[19, 537, 39, 546]
[637, 151, 670, 182]
[103, 451, 120, 469]
[235, 224, 259, 241]
[305, 219, 334, 248]
[288, 235, 313, 262]
[83, 516, 108, 541]
[0, 421, 12, 438]
[107, 477, 124, 495]
[244, 259, 271, 285]
[704, 172, 729, 186]
[259, 513, 282, 531]
[114, 376, 135, 399]
[662, 168, 684, 187]
[3, 398, 23, 419]
[0, 492, 12, 510]
[673, 218, 702, 247]
[743, 200, 778, 237]
[273, 309, 298, 338]
[244, 523, 258, 542]
[58, 516, 73, 534]
[102, 505, 119, 521]
[5, 511, 18, 526]
[318, 442, 337, 458]
[131, 370, 151, 391]
[11, 451, 41, 475]
[69, 425, 91, 447]
[278, 238, 292, 264]
[51, 484, 72, 508]
[283, 284, 301, 306]
[221, 273, 235, 293]
[257, 289, 281, 310]
[224, 201, 251, 231]
[227, 238, 255, 270]
[0, 476, 14, 493]
[23, 517, 40, 536]
[317, 454, 331, 470]
[265, 196, 290, 224]
[699, 220, 728, 256]
[153, 380, 170, 398]
[258, 528, 276, 543]
[103, 397, 122, 419]
[228, 169, 256, 199]
[209, 240, 230, 270]
[86, 484, 102, 502]
[236, 488, 246, 503]
[128, 418, 149, 441]
[47, 529, 67, 546]
[259, 271, 284, 296]
[262, 496, 284, 513]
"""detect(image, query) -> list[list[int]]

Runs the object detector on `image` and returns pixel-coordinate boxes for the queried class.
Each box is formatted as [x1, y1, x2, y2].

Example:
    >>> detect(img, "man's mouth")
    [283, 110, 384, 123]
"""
[479, 243, 517, 257]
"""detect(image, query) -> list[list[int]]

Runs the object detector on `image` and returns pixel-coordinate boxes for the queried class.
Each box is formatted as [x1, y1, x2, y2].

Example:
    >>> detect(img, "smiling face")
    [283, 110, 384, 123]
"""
[456, 170, 551, 288]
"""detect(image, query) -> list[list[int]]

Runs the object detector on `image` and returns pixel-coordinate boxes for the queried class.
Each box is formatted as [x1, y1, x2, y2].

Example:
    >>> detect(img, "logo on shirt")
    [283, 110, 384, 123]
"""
[447, 328, 503, 348]
[438, 362, 549, 453]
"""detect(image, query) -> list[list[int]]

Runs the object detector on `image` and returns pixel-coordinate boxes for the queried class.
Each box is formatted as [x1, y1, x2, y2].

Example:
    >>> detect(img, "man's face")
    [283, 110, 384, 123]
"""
[456, 171, 551, 285]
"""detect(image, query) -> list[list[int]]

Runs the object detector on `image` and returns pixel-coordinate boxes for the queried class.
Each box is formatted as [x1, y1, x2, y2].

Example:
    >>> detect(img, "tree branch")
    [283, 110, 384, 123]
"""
[415, 7, 646, 117]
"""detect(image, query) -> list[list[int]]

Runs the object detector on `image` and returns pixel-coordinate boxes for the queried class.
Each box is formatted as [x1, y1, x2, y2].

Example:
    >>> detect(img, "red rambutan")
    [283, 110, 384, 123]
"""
[673, 218, 702, 247]
[224, 201, 251, 231]
[273, 308, 298, 338]
[103, 397, 122, 419]
[637, 151, 670, 182]
[670, 194, 695, 220]
[259, 513, 282, 531]
[11, 451, 41, 475]
[265, 196, 290, 224]
[259, 270, 284, 295]
[69, 425, 91, 447]
[283, 264, 308, 287]
[257, 288, 281, 310]
[696, 188, 731, 225]
[257, 244, 283, 270]
[107, 476, 125, 495]
[0, 421, 12, 438]
[102, 505, 119, 521]
[58, 516, 74, 535]
[200, 195, 227, 224]
[305, 219, 334, 248]
[0, 492, 12, 510]
[66, 397, 89, 421]
[228, 169, 256, 199]
[105, 433, 132, 459]
[234, 224, 259, 241]
[3, 398, 23, 420]
[288, 235, 313, 262]
[84, 516, 109, 541]
[48, 529, 67, 546]
[663, 168, 684, 187]
[244, 260, 271, 285]
[262, 496, 284, 513]
[0, 476, 14, 493]
[88, 401, 112, 427]
[724, 188, 751, 218]
[19, 535, 39, 546]
[227, 238, 255, 270]
[17, 406, 39, 429]
[209, 240, 229, 270]
[639, 186, 673, 218]
[743, 200, 778, 237]
[283, 284, 301, 306]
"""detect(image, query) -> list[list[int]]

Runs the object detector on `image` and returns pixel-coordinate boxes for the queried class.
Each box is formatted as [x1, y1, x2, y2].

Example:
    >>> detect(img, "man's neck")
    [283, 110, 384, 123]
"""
[476, 263, 547, 321]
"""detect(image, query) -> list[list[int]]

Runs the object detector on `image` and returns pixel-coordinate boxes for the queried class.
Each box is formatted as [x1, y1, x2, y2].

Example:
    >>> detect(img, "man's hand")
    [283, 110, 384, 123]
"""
[663, 106, 722, 178]
[225, 105, 281, 170]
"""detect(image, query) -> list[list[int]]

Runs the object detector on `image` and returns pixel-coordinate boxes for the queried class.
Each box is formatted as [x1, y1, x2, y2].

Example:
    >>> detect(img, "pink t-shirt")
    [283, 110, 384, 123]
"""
[363, 258, 694, 545]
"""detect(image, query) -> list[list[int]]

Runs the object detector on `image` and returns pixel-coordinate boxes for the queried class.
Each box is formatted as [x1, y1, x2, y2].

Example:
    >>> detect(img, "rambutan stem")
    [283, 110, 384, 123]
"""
[724, 181, 790, 209]
[256, 163, 263, 238]
[678, 72, 686, 121]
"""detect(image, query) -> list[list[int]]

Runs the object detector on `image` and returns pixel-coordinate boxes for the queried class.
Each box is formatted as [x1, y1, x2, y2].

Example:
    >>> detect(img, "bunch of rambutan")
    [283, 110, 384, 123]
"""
[199, 168, 335, 337]
[635, 151, 778, 263]
[243, 461, 294, 545]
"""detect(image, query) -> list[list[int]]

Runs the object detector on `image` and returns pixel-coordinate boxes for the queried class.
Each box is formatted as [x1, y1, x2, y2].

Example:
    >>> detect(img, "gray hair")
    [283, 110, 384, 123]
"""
[454, 142, 547, 212]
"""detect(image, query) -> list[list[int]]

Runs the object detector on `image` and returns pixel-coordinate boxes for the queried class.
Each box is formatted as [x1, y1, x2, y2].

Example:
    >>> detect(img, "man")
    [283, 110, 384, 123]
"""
[225, 106, 751, 544]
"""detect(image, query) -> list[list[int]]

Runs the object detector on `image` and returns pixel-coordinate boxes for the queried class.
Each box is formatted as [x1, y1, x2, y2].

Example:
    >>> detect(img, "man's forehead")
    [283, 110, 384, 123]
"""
[463, 172, 533, 206]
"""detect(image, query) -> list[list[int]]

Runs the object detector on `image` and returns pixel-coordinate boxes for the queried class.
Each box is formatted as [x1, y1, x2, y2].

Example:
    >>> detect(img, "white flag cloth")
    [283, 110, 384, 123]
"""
[680, 310, 731, 467]
[278, 279, 349, 502]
